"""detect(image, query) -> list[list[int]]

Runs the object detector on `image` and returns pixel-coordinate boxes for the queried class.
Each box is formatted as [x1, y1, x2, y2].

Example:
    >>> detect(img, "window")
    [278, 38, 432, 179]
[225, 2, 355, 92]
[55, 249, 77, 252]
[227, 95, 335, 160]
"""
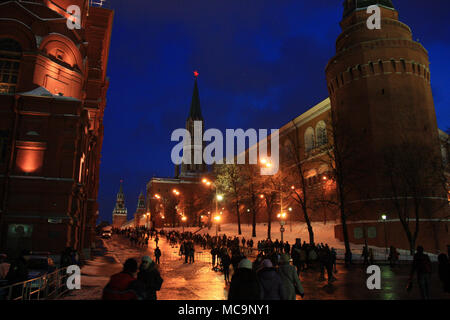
[0, 130, 8, 163]
[354, 227, 363, 240]
[367, 227, 377, 239]
[400, 59, 406, 71]
[304, 127, 315, 153]
[0, 38, 21, 94]
[315, 121, 327, 147]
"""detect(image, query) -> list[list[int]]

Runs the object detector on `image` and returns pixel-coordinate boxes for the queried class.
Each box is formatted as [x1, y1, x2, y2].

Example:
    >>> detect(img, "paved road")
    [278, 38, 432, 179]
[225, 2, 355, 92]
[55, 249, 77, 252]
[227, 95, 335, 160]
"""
[60, 234, 450, 300]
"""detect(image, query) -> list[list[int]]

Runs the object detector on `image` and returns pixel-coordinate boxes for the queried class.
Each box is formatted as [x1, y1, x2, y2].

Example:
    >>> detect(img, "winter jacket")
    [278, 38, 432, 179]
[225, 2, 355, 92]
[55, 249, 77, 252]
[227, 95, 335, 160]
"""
[0, 262, 10, 280]
[412, 253, 432, 275]
[137, 262, 163, 300]
[228, 268, 260, 300]
[6, 257, 28, 284]
[278, 264, 304, 300]
[257, 267, 287, 300]
[102, 272, 138, 300]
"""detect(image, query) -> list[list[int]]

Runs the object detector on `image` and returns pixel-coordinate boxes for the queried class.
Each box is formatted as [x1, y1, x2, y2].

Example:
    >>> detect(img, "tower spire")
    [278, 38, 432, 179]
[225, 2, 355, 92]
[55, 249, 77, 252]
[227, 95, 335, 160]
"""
[188, 71, 203, 121]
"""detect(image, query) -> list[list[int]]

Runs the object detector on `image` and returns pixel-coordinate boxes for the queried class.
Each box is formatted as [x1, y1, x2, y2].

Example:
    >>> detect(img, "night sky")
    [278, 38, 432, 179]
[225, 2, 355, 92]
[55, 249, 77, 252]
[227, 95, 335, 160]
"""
[98, 0, 450, 223]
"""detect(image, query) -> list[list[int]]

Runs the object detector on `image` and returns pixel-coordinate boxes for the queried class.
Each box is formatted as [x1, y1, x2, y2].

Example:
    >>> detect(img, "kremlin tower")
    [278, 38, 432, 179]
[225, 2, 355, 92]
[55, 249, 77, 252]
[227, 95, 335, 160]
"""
[112, 181, 128, 229]
[326, 0, 449, 252]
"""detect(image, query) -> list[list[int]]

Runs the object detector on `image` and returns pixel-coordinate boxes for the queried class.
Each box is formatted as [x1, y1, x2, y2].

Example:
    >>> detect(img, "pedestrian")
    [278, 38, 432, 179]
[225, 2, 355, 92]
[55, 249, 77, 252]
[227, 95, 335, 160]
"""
[256, 259, 287, 300]
[331, 247, 337, 273]
[362, 244, 369, 266]
[369, 248, 374, 265]
[0, 254, 10, 280]
[221, 252, 231, 283]
[60, 247, 72, 268]
[388, 246, 399, 267]
[278, 254, 304, 300]
[409, 245, 432, 300]
[211, 247, 217, 269]
[228, 258, 260, 300]
[137, 256, 164, 300]
[154, 247, 161, 264]
[6, 250, 28, 285]
[437, 253, 450, 294]
[102, 258, 139, 300]
[189, 244, 195, 264]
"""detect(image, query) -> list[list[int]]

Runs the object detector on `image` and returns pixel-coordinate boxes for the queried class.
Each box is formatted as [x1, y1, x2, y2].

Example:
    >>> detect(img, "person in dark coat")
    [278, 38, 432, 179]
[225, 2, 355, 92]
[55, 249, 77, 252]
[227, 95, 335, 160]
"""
[60, 247, 72, 268]
[154, 247, 161, 264]
[437, 253, 450, 294]
[256, 259, 287, 300]
[221, 252, 231, 283]
[278, 254, 304, 300]
[6, 250, 28, 285]
[228, 258, 260, 300]
[410, 245, 432, 300]
[102, 258, 139, 300]
[137, 256, 163, 300]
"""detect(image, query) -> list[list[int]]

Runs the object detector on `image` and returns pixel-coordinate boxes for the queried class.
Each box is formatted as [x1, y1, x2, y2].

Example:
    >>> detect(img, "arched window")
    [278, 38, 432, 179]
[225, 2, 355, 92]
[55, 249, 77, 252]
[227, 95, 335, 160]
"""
[0, 38, 22, 94]
[315, 121, 327, 147]
[304, 127, 315, 153]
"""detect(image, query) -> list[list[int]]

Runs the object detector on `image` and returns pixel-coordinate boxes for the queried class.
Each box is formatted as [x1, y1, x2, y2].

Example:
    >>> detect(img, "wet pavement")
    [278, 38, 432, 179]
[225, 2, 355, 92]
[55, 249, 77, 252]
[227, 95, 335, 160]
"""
[59, 235, 450, 300]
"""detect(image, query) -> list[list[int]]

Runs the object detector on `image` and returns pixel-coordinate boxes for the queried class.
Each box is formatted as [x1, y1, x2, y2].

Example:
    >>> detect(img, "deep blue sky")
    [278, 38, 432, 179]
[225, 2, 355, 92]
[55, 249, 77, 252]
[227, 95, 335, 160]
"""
[98, 0, 450, 223]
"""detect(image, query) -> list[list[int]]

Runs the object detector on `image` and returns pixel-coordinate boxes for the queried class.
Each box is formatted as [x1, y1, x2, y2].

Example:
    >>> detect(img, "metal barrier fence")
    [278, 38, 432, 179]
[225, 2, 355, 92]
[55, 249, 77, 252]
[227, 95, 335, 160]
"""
[0, 267, 71, 301]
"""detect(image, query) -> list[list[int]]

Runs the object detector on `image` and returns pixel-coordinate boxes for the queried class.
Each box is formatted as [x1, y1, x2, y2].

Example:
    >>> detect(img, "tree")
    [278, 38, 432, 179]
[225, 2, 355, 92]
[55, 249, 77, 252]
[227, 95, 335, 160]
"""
[383, 141, 448, 254]
[215, 164, 246, 235]
[241, 164, 264, 238]
[316, 112, 367, 263]
[282, 123, 317, 245]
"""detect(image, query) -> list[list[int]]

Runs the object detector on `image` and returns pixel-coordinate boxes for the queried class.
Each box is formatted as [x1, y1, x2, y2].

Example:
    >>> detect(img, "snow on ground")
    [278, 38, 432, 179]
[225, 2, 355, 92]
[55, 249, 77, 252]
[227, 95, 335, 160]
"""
[164, 221, 344, 248]
[161, 221, 437, 260]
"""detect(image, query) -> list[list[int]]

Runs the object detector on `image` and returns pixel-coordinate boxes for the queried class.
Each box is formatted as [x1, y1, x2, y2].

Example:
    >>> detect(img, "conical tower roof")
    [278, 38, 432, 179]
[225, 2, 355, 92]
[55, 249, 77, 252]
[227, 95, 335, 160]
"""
[188, 77, 203, 121]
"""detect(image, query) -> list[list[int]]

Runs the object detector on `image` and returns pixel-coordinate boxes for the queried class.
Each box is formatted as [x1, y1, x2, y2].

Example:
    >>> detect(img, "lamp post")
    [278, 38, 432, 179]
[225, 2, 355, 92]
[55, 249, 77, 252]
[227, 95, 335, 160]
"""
[277, 212, 287, 243]
[213, 215, 221, 237]
[181, 215, 187, 233]
[202, 178, 224, 231]
[145, 212, 150, 229]
[382, 214, 388, 260]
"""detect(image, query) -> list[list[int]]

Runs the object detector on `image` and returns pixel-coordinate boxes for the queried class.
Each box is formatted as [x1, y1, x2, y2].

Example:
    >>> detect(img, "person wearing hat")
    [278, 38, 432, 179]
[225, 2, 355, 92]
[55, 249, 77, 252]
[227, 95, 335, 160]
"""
[137, 256, 163, 300]
[228, 258, 260, 300]
[256, 259, 287, 300]
[278, 254, 304, 300]
[102, 258, 139, 300]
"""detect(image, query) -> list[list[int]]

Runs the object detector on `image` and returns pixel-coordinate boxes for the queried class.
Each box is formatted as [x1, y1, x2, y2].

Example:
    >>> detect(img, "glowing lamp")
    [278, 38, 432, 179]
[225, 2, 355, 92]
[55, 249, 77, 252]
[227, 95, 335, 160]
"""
[217, 194, 224, 201]
[381, 215, 387, 220]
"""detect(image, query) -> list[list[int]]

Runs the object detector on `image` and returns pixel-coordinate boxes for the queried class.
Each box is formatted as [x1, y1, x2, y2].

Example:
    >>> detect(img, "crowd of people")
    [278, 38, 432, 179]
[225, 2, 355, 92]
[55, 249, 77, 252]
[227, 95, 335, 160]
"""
[107, 226, 450, 300]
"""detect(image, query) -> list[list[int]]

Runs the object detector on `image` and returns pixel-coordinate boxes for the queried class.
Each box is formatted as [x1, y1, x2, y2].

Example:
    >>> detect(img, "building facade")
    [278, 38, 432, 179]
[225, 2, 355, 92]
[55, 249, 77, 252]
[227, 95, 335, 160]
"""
[0, 0, 113, 257]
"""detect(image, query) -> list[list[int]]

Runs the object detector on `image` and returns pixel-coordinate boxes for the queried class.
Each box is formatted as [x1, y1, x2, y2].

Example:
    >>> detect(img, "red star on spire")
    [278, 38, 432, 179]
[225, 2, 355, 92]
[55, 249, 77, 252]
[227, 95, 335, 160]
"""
[193, 70, 199, 78]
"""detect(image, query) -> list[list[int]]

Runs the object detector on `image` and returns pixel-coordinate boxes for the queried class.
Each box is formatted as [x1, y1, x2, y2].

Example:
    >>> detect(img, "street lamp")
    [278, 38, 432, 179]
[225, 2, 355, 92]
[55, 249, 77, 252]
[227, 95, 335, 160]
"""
[181, 215, 187, 233]
[382, 214, 388, 260]
[203, 178, 223, 231]
[145, 212, 151, 229]
[277, 212, 287, 243]
[213, 215, 221, 237]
